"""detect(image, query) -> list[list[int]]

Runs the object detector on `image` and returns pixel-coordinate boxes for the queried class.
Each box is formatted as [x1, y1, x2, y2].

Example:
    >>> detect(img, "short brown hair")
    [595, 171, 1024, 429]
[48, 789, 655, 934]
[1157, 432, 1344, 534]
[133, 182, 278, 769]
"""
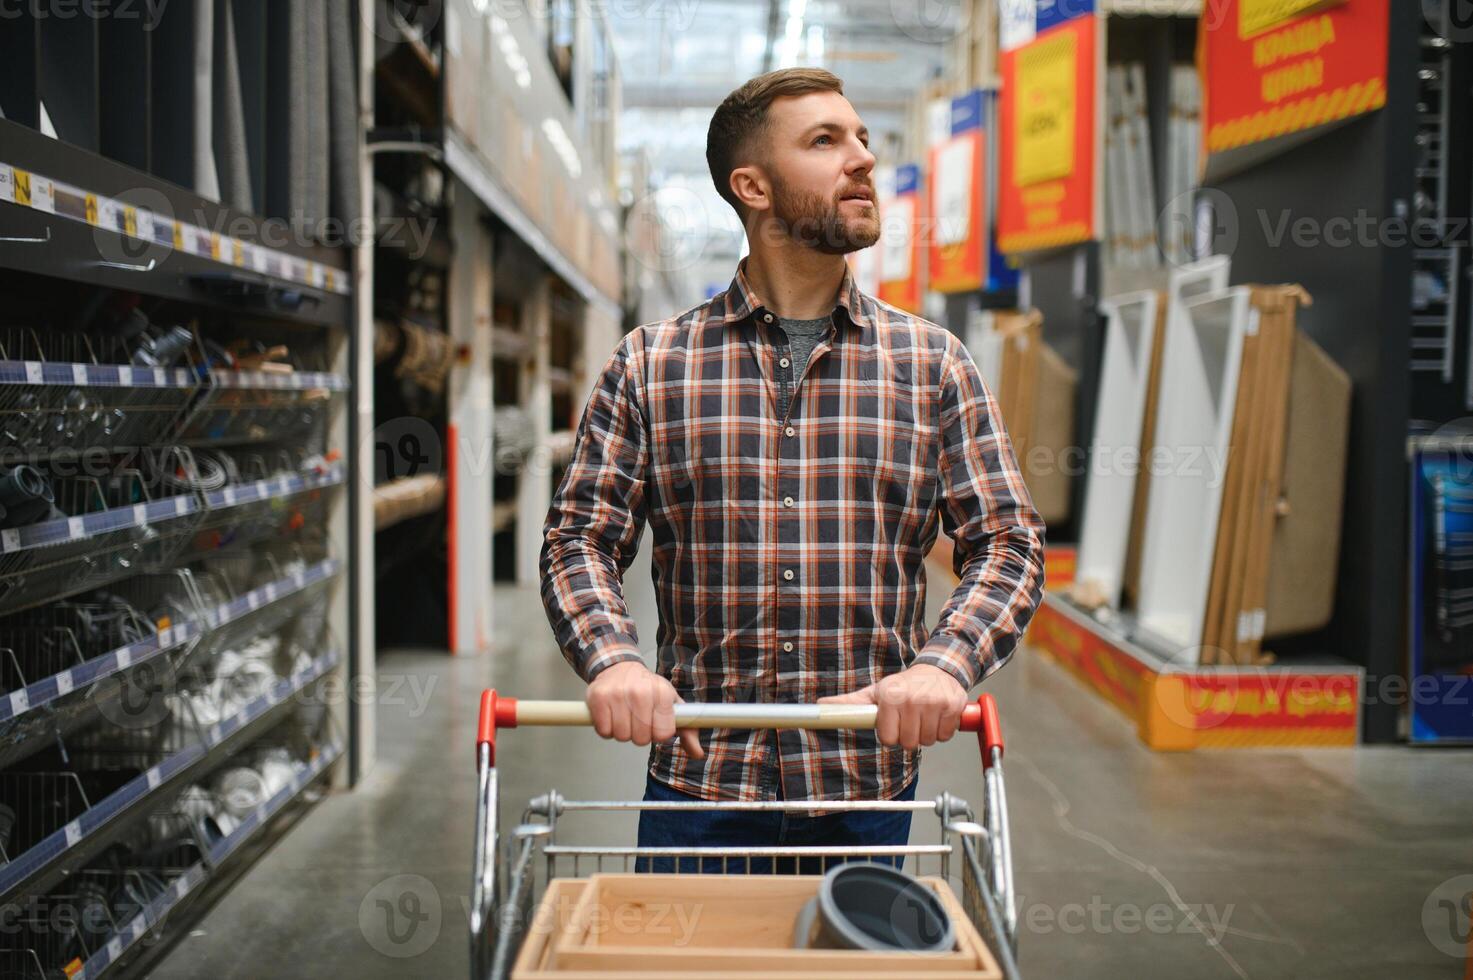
[706, 68, 845, 216]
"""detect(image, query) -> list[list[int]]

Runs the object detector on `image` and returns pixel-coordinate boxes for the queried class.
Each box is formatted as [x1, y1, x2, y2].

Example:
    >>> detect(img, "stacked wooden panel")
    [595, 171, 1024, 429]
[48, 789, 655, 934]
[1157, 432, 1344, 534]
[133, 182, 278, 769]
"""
[1198, 287, 1351, 664]
[980, 310, 1078, 526]
[1136, 282, 1352, 665]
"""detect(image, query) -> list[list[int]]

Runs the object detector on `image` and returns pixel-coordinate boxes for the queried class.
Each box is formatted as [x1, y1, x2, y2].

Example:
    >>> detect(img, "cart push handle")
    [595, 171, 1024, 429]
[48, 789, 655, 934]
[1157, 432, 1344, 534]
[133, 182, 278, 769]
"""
[476, 689, 1004, 769]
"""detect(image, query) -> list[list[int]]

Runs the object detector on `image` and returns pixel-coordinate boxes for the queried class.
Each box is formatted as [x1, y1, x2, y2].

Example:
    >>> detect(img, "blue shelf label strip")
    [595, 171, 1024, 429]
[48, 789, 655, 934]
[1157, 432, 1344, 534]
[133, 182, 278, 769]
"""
[0, 159, 350, 296]
[202, 467, 345, 511]
[0, 623, 199, 724]
[0, 494, 197, 555]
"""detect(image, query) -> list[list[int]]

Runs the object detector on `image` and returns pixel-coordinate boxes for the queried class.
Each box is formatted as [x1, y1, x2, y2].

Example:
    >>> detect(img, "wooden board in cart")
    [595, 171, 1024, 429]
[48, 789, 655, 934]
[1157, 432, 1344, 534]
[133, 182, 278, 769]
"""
[511, 873, 1004, 978]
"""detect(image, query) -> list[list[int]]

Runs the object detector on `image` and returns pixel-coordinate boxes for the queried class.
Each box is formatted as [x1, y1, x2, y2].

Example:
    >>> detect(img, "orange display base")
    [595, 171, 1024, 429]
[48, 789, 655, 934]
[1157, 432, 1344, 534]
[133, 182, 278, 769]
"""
[1028, 594, 1361, 750]
[1043, 545, 1075, 589]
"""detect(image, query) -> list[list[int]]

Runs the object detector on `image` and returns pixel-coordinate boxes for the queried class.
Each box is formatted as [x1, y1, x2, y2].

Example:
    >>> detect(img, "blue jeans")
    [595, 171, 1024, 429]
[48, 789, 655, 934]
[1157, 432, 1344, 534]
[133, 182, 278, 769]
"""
[634, 774, 917, 875]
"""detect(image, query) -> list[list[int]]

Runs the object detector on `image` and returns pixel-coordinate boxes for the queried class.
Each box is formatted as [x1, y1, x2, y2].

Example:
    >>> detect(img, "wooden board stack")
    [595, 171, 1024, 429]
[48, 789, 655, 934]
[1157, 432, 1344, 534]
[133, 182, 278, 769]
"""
[979, 310, 1078, 526]
[1196, 286, 1352, 665]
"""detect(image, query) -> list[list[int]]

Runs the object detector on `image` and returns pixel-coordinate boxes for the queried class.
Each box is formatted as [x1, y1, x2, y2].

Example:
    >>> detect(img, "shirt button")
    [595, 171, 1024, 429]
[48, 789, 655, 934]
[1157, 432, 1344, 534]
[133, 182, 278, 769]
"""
[783, 641, 794, 652]
[763, 312, 774, 323]
[779, 357, 790, 368]
[783, 569, 795, 581]
[783, 496, 794, 507]
[785, 425, 795, 437]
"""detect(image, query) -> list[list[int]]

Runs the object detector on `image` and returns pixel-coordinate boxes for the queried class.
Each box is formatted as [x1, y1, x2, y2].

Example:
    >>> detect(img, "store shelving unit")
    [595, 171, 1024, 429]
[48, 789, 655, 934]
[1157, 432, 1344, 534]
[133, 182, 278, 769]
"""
[999, 2, 1201, 541]
[1196, 4, 1421, 742]
[371, 0, 627, 648]
[1409, 3, 1473, 420]
[0, 26, 362, 963]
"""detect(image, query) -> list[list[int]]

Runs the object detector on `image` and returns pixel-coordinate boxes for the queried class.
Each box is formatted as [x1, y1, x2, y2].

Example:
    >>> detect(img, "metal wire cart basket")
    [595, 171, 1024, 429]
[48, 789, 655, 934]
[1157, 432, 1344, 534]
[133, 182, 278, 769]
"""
[469, 690, 1023, 979]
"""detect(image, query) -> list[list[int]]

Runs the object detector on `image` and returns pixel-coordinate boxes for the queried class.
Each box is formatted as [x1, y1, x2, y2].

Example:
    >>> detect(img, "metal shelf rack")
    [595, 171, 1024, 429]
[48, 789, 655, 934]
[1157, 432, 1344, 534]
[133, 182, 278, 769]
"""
[0, 26, 364, 970]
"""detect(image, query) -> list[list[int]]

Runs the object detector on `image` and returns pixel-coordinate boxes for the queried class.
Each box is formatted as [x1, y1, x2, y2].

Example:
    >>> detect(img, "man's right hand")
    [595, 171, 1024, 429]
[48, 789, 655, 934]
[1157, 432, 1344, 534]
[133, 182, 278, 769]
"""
[586, 661, 705, 759]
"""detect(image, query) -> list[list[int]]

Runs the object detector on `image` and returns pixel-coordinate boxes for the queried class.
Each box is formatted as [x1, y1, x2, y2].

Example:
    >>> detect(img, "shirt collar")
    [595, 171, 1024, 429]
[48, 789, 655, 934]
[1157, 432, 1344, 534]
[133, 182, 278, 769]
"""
[715, 256, 876, 331]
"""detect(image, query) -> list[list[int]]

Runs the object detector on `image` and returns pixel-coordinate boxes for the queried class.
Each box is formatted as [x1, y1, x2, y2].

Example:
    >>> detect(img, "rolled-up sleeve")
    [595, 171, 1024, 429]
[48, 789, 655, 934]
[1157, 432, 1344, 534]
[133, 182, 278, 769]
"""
[539, 332, 649, 682]
[913, 336, 1047, 690]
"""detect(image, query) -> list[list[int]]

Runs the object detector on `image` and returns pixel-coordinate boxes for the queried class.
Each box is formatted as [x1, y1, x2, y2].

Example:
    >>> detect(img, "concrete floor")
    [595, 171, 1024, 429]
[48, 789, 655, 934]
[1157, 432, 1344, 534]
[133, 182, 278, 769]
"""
[154, 558, 1473, 979]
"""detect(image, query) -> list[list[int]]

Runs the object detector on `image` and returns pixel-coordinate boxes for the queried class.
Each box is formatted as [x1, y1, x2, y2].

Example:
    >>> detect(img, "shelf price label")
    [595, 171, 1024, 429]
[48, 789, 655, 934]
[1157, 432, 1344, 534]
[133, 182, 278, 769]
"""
[135, 207, 155, 243]
[0, 164, 13, 203]
[98, 196, 122, 233]
[29, 174, 55, 213]
[12, 169, 33, 208]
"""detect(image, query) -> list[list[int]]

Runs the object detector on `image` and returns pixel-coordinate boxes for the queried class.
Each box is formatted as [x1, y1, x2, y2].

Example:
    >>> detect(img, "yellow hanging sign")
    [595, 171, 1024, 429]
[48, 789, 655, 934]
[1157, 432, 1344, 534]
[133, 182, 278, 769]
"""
[1013, 29, 1077, 188]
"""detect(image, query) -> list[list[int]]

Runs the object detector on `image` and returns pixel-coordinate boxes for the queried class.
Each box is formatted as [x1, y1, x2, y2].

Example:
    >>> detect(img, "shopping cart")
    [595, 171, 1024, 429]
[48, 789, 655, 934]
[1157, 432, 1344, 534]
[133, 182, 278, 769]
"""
[469, 690, 1022, 979]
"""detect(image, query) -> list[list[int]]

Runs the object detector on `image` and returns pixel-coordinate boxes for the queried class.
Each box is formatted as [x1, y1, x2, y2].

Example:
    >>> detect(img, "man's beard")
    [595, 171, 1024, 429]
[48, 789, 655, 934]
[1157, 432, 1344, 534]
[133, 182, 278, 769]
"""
[769, 175, 881, 255]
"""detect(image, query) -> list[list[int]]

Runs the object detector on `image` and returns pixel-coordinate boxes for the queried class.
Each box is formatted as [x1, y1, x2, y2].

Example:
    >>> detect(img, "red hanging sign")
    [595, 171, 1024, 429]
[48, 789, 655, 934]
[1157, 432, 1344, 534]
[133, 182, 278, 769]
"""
[1199, 0, 1388, 156]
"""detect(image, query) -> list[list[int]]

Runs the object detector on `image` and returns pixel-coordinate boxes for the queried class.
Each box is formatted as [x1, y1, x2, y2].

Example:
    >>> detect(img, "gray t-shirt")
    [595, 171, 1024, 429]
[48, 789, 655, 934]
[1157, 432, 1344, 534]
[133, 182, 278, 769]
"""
[778, 315, 832, 377]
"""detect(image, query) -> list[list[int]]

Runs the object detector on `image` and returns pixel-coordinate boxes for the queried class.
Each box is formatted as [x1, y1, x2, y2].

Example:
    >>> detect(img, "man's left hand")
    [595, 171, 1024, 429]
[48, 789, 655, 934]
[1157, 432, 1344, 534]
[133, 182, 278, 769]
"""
[817, 664, 969, 749]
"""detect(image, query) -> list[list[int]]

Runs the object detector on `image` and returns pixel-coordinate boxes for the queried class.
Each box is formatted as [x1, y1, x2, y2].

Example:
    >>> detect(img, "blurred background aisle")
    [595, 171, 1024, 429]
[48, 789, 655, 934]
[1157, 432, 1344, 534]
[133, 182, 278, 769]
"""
[0, 1, 1468, 977]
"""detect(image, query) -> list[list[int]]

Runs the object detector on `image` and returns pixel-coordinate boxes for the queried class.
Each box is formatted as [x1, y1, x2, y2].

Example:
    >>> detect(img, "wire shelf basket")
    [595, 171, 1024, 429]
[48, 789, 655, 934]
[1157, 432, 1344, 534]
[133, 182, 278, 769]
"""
[175, 332, 345, 446]
[0, 449, 206, 616]
[178, 446, 342, 559]
[0, 569, 206, 770]
[187, 547, 340, 664]
[0, 325, 199, 458]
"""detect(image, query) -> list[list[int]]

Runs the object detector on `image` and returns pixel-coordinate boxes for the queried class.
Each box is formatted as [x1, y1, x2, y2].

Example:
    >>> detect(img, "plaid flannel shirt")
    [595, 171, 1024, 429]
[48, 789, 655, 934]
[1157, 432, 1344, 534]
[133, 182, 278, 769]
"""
[540, 259, 1046, 802]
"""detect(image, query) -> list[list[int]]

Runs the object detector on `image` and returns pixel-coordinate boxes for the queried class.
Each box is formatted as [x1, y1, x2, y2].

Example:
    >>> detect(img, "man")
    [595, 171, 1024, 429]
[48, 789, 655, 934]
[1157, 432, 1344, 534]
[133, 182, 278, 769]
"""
[540, 68, 1045, 871]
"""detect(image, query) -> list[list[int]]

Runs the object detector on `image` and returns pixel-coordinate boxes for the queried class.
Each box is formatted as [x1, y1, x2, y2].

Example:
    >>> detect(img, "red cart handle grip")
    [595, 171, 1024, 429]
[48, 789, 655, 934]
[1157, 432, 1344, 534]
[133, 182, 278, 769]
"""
[476, 690, 519, 765]
[976, 692, 1004, 767]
